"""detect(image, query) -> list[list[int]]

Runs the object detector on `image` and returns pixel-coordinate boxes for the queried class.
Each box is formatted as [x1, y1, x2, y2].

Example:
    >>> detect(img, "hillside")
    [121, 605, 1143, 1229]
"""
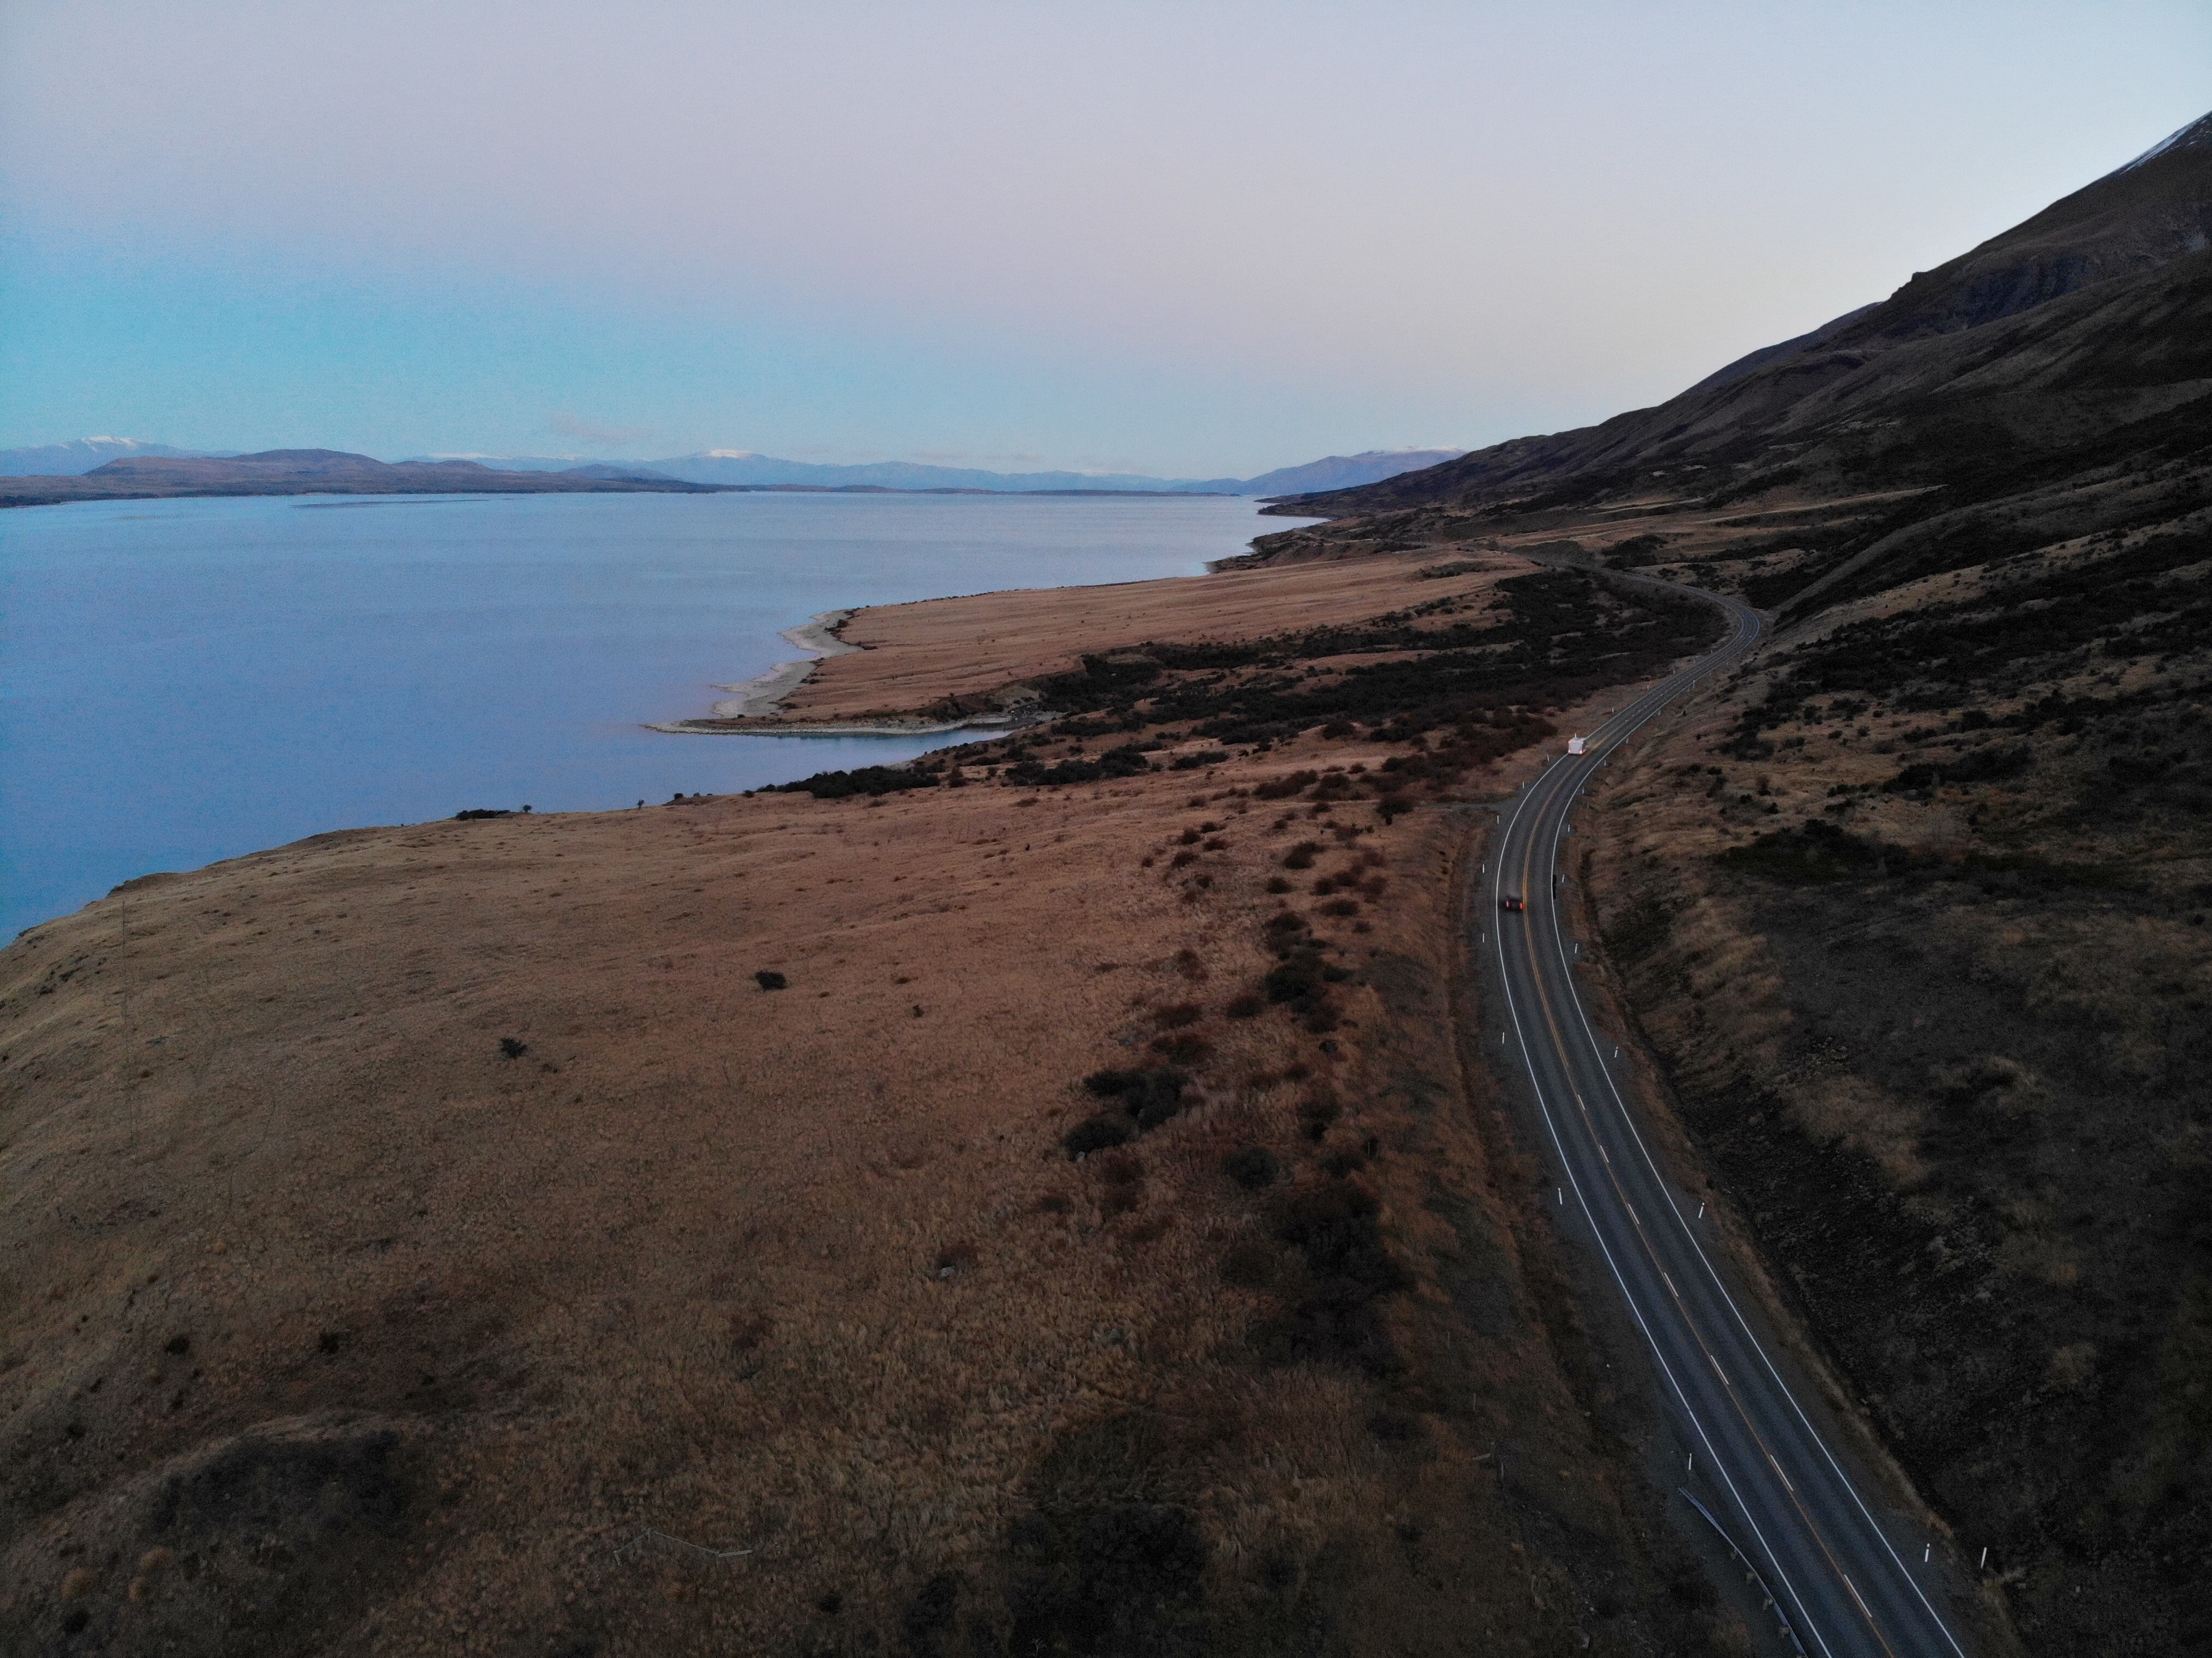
[1, 554, 1769, 1656]
[0, 439, 215, 477]
[0, 450, 724, 508]
[1237, 110, 2212, 1656]
[1270, 111, 2212, 615]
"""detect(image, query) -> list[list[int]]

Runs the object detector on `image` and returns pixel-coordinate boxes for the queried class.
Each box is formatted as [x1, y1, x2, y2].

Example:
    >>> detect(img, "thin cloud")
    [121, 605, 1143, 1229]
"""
[548, 411, 654, 448]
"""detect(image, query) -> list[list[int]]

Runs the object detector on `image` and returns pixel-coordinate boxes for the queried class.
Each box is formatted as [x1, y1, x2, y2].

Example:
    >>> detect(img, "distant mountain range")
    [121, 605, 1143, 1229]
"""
[0, 437, 225, 476]
[398, 447, 1471, 496]
[0, 450, 721, 509]
[0, 440, 1466, 501]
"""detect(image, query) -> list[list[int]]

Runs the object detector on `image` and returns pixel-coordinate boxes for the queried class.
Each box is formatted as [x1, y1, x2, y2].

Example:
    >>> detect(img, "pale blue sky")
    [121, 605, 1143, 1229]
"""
[3, 1, 2207, 474]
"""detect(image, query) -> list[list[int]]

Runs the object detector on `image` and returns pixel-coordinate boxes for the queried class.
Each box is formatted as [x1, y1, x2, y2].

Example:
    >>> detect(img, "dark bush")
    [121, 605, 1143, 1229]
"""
[1224, 990, 1265, 1019]
[901, 1571, 964, 1657]
[773, 765, 938, 800]
[1264, 876, 1292, 893]
[1004, 1494, 1211, 1658]
[756, 970, 789, 990]
[1082, 1067, 1192, 1131]
[1297, 1092, 1342, 1140]
[1275, 1183, 1410, 1295]
[1149, 1032, 1212, 1066]
[453, 808, 511, 821]
[1155, 1001, 1201, 1029]
[1282, 841, 1323, 870]
[1223, 1147, 1281, 1190]
[497, 1037, 528, 1059]
[1064, 1115, 1134, 1157]
[1254, 770, 1318, 801]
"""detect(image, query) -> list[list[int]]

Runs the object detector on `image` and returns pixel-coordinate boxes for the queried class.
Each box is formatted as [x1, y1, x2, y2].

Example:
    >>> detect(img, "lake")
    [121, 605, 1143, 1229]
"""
[0, 490, 1309, 937]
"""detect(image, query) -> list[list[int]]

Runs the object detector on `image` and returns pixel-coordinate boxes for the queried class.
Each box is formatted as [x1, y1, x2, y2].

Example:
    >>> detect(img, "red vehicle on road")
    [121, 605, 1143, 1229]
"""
[1500, 894, 1526, 913]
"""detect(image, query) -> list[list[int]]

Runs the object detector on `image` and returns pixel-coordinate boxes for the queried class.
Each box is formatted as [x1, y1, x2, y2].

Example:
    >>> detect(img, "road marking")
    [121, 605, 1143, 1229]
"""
[1710, 1354, 1729, 1387]
[1770, 1453, 1796, 1493]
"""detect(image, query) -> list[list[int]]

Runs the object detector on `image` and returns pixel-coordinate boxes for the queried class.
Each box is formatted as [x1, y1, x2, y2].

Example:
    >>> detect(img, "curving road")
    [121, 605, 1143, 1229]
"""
[1482, 574, 1971, 1657]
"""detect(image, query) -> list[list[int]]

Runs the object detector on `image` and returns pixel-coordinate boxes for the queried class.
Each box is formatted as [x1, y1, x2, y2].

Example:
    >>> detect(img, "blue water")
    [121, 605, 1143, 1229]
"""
[1, 490, 1307, 936]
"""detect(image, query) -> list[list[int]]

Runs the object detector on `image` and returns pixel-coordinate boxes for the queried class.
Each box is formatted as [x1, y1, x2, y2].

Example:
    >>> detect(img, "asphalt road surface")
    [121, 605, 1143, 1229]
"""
[1483, 575, 1972, 1657]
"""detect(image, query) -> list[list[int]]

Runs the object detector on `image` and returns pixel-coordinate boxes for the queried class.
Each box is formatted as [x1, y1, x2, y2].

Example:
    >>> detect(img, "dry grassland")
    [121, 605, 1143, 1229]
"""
[1, 560, 1741, 1656]
[768, 550, 1522, 723]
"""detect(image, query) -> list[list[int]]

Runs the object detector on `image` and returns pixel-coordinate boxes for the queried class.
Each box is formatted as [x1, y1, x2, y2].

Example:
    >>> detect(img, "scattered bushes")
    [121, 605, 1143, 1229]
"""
[772, 765, 937, 800]
[1002, 744, 1155, 788]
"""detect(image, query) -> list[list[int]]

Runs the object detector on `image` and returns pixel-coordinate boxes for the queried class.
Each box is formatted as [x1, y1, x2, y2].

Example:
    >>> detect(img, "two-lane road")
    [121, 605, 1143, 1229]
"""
[1483, 574, 1970, 1657]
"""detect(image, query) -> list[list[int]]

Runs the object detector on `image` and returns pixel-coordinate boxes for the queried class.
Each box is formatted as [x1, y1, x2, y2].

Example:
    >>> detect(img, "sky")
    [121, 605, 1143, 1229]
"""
[2, 1, 2207, 477]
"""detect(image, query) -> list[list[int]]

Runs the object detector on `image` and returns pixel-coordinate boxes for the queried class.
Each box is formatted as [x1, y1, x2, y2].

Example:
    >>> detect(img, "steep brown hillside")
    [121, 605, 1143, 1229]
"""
[1226, 115, 2212, 1655]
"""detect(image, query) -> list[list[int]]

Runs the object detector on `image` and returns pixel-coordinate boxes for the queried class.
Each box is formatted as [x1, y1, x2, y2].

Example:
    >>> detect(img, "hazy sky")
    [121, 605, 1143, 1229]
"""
[3, 2, 2207, 474]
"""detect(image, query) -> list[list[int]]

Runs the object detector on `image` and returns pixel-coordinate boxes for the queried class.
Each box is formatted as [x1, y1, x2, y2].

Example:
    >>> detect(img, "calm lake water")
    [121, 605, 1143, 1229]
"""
[1, 491, 1309, 936]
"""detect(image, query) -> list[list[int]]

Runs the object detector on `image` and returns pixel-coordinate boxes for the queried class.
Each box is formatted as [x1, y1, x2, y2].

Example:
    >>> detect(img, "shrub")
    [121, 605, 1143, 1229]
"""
[1064, 1115, 1134, 1157]
[772, 765, 937, 799]
[1282, 841, 1323, 870]
[1154, 1002, 1201, 1029]
[1254, 770, 1318, 801]
[1265, 876, 1293, 894]
[1264, 957, 1322, 1004]
[1321, 898, 1360, 917]
[1297, 1091, 1342, 1140]
[755, 970, 789, 990]
[1224, 991, 1266, 1019]
[497, 1037, 528, 1059]
[1081, 1067, 1192, 1131]
[1223, 1147, 1280, 1190]
[1221, 1238, 1279, 1287]
[1149, 1032, 1212, 1066]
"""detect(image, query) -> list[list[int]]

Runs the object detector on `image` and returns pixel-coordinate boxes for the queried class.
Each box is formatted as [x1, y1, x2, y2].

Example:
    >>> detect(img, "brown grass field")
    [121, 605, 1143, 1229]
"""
[1, 556, 1751, 1656]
